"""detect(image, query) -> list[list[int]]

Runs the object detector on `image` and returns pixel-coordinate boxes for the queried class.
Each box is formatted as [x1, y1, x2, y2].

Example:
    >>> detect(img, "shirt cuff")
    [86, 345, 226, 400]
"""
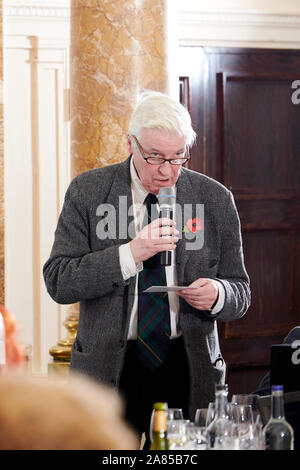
[209, 280, 225, 315]
[119, 243, 143, 280]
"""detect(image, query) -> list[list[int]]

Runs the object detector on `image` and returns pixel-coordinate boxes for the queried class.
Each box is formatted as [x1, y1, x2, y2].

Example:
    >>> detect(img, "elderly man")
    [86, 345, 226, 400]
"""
[43, 91, 250, 447]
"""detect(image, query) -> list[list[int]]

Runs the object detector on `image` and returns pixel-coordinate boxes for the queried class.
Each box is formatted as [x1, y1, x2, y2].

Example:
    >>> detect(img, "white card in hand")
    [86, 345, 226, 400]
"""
[143, 285, 198, 293]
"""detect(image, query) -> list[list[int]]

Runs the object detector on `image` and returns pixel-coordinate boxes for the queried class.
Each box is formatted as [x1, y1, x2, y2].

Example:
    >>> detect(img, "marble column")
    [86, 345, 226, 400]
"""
[49, 0, 169, 366]
[0, 0, 4, 306]
[70, 0, 168, 177]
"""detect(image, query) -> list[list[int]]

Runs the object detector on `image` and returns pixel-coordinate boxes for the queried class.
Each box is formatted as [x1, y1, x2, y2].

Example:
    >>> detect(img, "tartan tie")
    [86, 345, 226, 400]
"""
[137, 193, 171, 370]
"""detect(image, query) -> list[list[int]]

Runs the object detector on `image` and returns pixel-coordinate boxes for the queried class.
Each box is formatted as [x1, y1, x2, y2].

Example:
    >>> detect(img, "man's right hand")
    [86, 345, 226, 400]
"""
[130, 218, 179, 264]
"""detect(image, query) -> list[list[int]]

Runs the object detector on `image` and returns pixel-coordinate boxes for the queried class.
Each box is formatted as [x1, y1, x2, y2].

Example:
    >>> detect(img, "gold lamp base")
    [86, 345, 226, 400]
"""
[49, 305, 79, 362]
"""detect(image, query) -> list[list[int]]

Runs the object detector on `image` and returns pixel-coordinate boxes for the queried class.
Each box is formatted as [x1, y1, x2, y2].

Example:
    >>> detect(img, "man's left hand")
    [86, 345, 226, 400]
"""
[176, 278, 218, 311]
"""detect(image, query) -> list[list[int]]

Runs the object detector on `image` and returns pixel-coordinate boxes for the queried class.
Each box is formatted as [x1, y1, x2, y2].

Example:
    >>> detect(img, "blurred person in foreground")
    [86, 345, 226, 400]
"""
[43, 91, 250, 447]
[0, 372, 138, 450]
[0, 306, 26, 374]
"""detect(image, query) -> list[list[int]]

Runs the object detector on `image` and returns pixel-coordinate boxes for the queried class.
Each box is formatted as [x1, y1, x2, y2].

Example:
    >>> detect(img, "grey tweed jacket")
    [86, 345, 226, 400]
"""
[43, 155, 250, 418]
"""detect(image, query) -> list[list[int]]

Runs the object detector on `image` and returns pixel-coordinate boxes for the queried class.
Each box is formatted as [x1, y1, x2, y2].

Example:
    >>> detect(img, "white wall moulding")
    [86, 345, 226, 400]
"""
[178, 7, 300, 48]
[4, 0, 70, 40]
[4, 0, 70, 375]
[4, 0, 70, 21]
[28, 35, 42, 373]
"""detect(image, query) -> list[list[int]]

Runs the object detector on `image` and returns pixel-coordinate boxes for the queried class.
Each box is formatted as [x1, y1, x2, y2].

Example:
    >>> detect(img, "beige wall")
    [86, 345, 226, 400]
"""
[183, 0, 300, 14]
[179, 0, 300, 48]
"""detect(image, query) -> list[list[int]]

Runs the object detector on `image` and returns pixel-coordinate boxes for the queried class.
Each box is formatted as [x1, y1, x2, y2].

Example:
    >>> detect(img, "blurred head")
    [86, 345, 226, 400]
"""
[0, 373, 139, 450]
[0, 306, 26, 374]
[127, 91, 196, 194]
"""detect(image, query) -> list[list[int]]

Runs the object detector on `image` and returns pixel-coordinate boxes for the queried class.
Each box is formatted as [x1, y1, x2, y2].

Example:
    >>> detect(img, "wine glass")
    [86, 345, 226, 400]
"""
[245, 394, 260, 423]
[231, 394, 250, 405]
[166, 409, 185, 450]
[194, 408, 208, 427]
[232, 404, 254, 449]
[231, 394, 260, 424]
[167, 419, 190, 450]
[216, 423, 241, 450]
[247, 423, 264, 450]
[168, 408, 184, 421]
[205, 402, 215, 427]
[231, 393, 259, 408]
[256, 413, 263, 427]
[193, 426, 208, 450]
[184, 423, 207, 450]
[232, 404, 254, 425]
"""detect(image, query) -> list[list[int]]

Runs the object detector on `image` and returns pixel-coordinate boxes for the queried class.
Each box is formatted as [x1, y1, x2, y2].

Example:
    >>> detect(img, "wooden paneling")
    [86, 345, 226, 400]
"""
[220, 73, 300, 193]
[179, 47, 300, 395]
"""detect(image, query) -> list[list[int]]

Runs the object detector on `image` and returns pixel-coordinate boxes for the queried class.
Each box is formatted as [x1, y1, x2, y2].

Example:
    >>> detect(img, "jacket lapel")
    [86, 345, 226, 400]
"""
[105, 155, 135, 245]
[175, 168, 202, 284]
[104, 155, 137, 318]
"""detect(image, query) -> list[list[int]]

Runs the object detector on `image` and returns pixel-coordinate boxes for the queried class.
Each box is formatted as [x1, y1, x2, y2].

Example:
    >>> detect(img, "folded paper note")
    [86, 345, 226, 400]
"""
[143, 286, 198, 293]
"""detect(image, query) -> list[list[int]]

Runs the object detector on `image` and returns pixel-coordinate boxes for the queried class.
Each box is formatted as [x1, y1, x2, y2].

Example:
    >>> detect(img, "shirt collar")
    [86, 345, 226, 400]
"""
[130, 156, 148, 205]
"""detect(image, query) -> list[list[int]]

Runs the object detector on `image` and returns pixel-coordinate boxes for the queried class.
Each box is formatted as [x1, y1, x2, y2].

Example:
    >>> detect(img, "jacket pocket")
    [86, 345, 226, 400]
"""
[70, 340, 94, 374]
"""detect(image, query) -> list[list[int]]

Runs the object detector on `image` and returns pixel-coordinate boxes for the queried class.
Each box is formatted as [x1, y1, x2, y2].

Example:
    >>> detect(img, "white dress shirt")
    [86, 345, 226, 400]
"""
[119, 158, 225, 340]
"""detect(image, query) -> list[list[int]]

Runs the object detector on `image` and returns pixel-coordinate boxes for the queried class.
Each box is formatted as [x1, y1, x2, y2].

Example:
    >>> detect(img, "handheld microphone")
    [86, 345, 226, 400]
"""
[158, 187, 176, 266]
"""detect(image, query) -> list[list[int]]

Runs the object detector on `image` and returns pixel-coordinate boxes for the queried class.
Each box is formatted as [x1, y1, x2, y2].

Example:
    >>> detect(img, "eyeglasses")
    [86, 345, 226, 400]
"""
[131, 135, 190, 165]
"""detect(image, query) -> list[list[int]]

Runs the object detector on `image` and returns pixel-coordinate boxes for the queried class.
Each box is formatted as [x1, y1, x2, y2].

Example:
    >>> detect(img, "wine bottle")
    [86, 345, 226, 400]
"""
[263, 385, 294, 450]
[150, 402, 169, 450]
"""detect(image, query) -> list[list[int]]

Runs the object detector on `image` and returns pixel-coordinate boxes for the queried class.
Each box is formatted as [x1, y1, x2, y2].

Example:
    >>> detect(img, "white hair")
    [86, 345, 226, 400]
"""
[129, 91, 196, 148]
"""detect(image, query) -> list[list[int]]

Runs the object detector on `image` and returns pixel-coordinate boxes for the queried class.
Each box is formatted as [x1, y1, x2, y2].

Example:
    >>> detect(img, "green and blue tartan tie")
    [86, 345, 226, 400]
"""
[137, 193, 171, 370]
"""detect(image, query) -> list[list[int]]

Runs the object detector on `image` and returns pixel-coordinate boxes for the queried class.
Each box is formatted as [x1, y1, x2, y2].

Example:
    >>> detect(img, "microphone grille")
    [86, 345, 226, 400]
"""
[158, 186, 176, 206]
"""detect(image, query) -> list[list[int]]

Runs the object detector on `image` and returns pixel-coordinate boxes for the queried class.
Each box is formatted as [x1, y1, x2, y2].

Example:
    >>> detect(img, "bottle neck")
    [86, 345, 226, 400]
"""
[215, 392, 228, 419]
[271, 391, 285, 420]
[153, 410, 168, 432]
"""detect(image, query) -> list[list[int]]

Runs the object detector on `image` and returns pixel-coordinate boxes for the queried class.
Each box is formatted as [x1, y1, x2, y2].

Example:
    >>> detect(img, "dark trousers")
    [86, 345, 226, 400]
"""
[119, 336, 190, 449]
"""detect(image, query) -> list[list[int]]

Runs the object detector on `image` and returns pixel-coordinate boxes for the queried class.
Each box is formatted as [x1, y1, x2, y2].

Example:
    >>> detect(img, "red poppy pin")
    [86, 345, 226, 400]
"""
[183, 217, 203, 233]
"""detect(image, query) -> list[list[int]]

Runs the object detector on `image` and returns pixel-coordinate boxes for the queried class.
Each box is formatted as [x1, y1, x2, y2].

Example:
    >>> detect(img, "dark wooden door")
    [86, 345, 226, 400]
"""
[179, 47, 300, 396]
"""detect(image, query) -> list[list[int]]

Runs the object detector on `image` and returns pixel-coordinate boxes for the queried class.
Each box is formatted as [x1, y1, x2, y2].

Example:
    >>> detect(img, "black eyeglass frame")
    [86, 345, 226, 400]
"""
[131, 134, 190, 166]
